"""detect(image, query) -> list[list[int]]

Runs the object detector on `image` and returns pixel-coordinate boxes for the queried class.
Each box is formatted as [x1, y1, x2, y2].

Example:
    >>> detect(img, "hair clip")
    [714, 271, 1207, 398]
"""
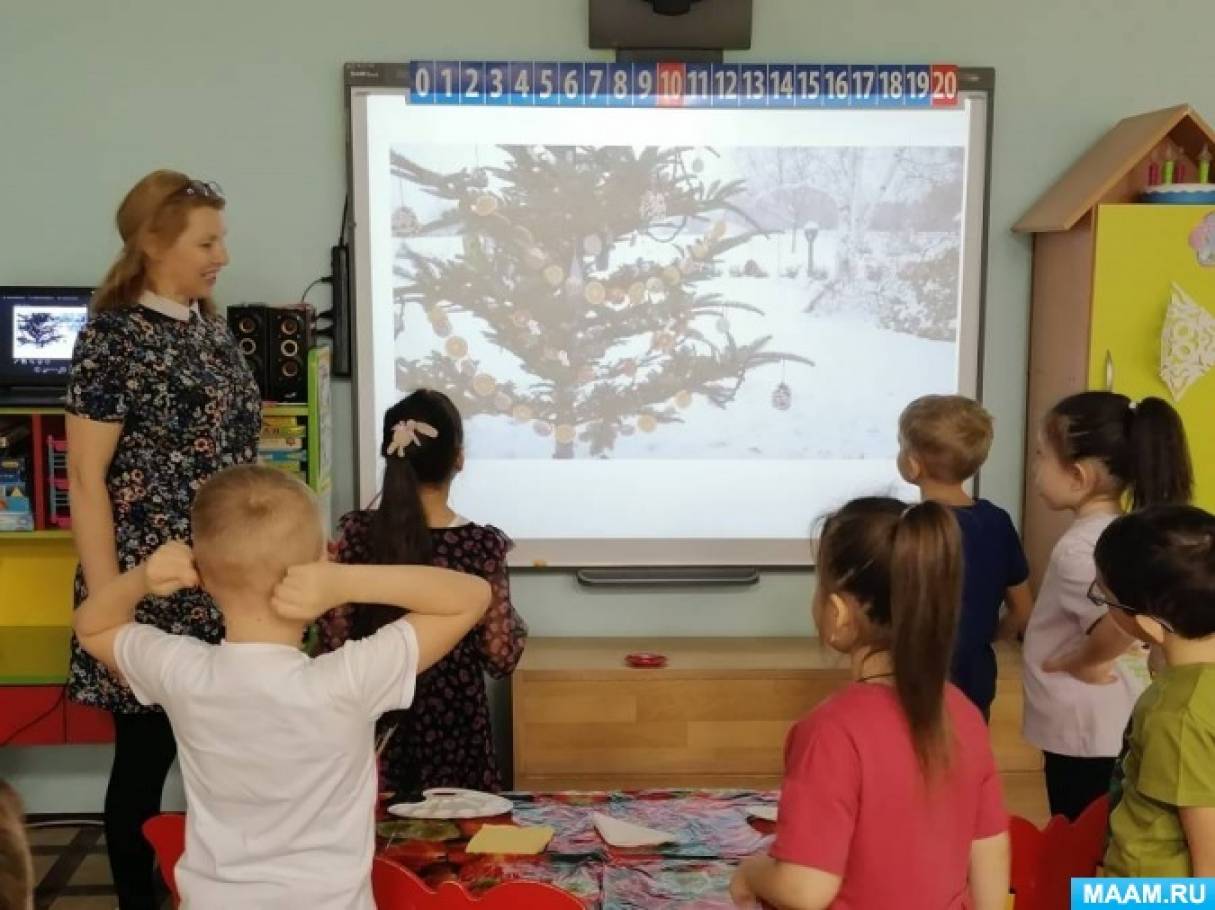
[387, 419, 438, 457]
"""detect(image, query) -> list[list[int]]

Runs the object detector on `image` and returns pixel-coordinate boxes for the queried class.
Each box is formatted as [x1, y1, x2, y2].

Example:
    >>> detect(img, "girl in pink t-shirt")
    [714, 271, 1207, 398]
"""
[731, 497, 1009, 910]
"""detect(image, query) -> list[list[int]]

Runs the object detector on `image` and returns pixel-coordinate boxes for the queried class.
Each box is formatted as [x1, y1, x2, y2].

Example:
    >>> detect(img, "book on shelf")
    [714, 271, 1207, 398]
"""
[0, 421, 31, 451]
[258, 436, 304, 451]
[0, 477, 32, 530]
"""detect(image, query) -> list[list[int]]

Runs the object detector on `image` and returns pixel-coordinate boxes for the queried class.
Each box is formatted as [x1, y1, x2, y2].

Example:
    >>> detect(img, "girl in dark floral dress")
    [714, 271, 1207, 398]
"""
[316, 389, 527, 795]
[66, 171, 261, 910]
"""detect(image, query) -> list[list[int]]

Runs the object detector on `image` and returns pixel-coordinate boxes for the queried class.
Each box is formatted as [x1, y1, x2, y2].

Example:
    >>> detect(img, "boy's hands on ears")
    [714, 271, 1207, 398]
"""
[272, 561, 347, 621]
[144, 542, 200, 597]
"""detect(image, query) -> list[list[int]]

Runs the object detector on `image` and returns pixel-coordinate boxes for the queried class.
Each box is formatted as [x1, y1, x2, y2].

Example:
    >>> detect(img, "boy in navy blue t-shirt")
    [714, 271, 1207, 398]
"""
[898, 395, 1033, 720]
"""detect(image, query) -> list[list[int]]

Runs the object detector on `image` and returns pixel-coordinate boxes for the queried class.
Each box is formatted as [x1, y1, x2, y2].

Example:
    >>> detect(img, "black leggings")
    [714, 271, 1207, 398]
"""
[105, 711, 177, 910]
[1043, 751, 1115, 822]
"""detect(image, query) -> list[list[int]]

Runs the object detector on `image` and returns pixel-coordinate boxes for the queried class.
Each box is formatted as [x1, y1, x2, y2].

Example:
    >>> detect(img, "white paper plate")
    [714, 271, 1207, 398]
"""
[388, 788, 513, 820]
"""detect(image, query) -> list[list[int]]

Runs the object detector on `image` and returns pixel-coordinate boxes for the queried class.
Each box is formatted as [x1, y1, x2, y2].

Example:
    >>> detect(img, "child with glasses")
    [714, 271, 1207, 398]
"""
[1022, 392, 1193, 821]
[1094, 506, 1215, 876]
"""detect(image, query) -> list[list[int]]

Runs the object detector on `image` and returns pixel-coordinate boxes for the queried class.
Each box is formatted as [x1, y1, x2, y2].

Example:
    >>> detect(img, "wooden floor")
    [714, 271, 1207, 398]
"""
[25, 817, 171, 909]
[1004, 771, 1049, 827]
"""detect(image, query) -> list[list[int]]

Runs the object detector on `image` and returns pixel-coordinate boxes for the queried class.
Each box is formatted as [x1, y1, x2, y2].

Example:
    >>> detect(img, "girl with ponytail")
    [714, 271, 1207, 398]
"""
[1023, 392, 1194, 822]
[315, 389, 527, 795]
[731, 498, 1009, 910]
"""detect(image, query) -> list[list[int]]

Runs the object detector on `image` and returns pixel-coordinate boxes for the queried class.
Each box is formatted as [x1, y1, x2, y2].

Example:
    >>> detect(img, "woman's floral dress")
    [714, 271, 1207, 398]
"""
[65, 303, 261, 712]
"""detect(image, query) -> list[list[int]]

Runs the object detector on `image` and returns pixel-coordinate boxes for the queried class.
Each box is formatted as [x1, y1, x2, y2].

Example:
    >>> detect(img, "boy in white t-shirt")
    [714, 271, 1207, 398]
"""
[72, 465, 491, 910]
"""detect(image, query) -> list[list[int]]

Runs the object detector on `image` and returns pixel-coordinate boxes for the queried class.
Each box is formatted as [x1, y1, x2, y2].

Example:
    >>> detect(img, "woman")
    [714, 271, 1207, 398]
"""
[66, 170, 261, 910]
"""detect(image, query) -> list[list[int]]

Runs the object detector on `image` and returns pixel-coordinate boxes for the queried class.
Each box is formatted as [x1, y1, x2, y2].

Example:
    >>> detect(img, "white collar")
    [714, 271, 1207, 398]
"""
[139, 290, 198, 321]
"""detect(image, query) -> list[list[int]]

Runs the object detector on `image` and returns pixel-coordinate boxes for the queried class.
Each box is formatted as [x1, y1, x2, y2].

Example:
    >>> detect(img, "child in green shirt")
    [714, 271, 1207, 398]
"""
[1095, 505, 1215, 877]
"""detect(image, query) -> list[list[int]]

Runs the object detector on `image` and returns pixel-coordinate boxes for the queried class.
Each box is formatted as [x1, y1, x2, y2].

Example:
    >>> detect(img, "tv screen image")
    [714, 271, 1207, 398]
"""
[12, 304, 86, 366]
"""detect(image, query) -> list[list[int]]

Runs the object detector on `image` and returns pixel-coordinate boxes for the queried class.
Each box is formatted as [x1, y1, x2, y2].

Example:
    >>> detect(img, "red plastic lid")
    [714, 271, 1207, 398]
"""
[625, 651, 668, 669]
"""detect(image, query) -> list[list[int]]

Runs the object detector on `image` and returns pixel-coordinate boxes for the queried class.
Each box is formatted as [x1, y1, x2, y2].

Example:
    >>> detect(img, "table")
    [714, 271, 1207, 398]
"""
[377, 789, 777, 908]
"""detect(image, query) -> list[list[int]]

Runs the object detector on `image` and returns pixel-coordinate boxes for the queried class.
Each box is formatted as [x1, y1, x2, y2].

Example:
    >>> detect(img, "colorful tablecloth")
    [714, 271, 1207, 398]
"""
[377, 789, 778, 908]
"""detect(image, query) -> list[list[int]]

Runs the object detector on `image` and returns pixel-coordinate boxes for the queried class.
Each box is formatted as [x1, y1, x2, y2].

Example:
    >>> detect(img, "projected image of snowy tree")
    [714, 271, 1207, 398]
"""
[392, 145, 812, 458]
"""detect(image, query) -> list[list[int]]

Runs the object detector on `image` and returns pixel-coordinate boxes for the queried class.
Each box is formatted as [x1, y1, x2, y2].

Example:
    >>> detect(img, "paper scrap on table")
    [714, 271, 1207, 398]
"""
[747, 805, 778, 823]
[592, 811, 678, 847]
[465, 824, 554, 855]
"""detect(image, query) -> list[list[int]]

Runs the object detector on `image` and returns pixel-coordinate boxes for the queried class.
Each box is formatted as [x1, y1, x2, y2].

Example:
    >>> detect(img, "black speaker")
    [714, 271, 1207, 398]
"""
[267, 305, 314, 403]
[227, 304, 269, 398]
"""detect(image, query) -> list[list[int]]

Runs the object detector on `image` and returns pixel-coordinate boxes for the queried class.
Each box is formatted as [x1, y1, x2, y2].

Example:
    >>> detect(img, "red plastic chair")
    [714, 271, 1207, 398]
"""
[1008, 795, 1109, 910]
[371, 856, 583, 909]
[142, 813, 186, 907]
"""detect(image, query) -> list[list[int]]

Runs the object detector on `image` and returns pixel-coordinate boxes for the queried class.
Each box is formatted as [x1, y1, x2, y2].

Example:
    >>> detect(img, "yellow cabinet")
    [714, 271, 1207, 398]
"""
[1089, 204, 1215, 514]
[1015, 105, 1215, 583]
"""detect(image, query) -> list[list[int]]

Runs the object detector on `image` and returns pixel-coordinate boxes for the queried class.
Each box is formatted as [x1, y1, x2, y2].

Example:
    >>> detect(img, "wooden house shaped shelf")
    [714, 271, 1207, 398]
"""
[1014, 104, 1215, 582]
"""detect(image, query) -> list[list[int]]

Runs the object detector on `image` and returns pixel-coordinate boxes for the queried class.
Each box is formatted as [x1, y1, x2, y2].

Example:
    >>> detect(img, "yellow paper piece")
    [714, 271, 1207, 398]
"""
[465, 824, 555, 855]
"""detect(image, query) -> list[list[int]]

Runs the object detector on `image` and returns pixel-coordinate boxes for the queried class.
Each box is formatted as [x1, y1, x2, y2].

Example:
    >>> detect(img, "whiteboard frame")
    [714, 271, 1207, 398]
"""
[345, 65, 996, 567]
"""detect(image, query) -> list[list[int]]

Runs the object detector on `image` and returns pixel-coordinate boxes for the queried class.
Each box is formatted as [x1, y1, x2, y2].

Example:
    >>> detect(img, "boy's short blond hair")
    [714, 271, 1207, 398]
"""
[0, 780, 33, 910]
[899, 395, 994, 484]
[191, 465, 323, 595]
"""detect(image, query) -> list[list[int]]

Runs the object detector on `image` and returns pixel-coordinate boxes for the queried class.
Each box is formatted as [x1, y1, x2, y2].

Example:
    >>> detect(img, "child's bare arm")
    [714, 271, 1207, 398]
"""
[998, 581, 1034, 640]
[1181, 807, 1215, 876]
[968, 832, 1010, 910]
[730, 854, 841, 910]
[272, 562, 491, 672]
[1042, 614, 1136, 683]
[272, 562, 490, 623]
[73, 542, 199, 673]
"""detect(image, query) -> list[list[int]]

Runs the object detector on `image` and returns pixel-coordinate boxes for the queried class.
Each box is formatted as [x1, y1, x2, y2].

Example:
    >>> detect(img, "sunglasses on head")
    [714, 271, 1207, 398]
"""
[1086, 579, 1174, 633]
[173, 179, 224, 200]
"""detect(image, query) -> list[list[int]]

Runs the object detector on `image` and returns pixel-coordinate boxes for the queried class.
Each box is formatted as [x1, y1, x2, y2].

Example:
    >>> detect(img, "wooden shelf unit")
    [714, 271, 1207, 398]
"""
[0, 346, 332, 745]
[514, 637, 1040, 798]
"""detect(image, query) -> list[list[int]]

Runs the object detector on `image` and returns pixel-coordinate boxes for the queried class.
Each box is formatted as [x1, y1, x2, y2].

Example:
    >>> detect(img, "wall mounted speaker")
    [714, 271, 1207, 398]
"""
[267, 304, 314, 403]
[227, 303, 269, 398]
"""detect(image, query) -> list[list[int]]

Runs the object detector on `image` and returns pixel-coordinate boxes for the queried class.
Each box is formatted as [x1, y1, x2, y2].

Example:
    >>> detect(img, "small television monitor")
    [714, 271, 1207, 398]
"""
[0, 287, 92, 392]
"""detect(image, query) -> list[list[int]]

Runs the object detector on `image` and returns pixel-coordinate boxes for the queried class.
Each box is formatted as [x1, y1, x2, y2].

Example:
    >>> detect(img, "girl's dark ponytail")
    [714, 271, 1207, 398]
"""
[1127, 397, 1193, 509]
[817, 497, 962, 781]
[1045, 392, 1192, 508]
[372, 455, 433, 567]
[890, 501, 961, 779]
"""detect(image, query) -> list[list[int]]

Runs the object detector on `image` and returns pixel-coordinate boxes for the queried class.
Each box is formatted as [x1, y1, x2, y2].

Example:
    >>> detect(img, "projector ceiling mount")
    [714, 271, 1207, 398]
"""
[645, 0, 703, 15]
[589, 0, 752, 64]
